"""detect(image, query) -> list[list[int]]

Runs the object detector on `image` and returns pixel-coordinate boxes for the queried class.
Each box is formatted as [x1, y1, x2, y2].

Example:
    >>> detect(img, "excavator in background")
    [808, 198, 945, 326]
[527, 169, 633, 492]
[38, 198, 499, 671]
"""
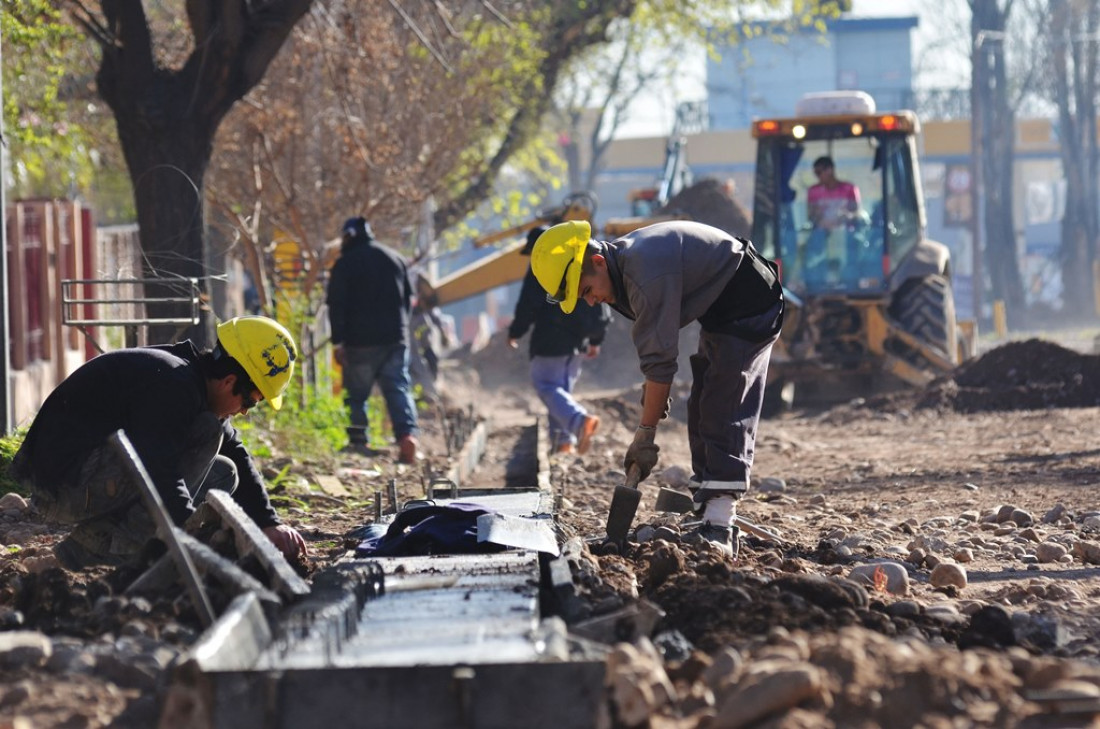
[626, 100, 708, 217]
[750, 90, 975, 411]
[426, 102, 709, 308]
[427, 192, 692, 308]
[424, 191, 599, 307]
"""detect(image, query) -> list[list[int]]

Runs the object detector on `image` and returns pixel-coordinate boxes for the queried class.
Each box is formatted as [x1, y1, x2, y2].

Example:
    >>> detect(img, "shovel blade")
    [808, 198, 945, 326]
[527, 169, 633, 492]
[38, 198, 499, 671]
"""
[605, 485, 642, 544]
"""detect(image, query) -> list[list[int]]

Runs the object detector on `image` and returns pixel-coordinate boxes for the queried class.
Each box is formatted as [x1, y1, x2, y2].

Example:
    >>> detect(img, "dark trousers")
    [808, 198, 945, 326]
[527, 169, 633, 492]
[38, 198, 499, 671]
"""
[32, 414, 238, 556]
[687, 299, 783, 493]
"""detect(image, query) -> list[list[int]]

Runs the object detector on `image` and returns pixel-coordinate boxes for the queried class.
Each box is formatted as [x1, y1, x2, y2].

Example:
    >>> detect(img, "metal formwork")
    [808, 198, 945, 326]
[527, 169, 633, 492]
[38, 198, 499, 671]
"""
[178, 489, 605, 729]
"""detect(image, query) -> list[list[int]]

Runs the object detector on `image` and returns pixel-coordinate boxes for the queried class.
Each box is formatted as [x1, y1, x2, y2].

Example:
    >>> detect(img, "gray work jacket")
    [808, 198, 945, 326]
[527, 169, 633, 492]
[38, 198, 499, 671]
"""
[601, 221, 777, 383]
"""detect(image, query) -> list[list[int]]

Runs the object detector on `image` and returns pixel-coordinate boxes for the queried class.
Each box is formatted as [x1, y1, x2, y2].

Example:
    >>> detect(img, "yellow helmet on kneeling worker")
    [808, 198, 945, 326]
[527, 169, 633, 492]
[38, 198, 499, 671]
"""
[530, 220, 591, 314]
[216, 316, 298, 410]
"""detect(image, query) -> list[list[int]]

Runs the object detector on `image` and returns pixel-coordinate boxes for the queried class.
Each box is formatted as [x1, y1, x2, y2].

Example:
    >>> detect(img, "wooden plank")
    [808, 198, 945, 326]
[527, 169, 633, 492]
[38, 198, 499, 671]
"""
[314, 474, 350, 498]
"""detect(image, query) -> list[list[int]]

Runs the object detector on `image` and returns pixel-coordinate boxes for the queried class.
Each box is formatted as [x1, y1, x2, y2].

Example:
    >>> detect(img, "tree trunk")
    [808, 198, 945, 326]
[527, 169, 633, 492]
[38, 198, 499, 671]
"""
[115, 108, 215, 343]
[77, 0, 314, 344]
[972, 0, 1025, 328]
[1049, 0, 1099, 317]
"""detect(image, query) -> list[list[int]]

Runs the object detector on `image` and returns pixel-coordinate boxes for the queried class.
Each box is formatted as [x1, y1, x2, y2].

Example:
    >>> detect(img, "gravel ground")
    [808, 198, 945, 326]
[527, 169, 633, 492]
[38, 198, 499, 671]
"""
[1, 335, 1099, 728]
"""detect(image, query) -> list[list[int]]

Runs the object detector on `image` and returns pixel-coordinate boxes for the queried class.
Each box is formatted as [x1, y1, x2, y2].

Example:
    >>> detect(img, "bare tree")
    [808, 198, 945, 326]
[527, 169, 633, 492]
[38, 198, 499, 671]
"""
[1047, 0, 1099, 317]
[61, 0, 833, 340]
[554, 22, 681, 191]
[207, 0, 552, 312]
[970, 0, 1027, 326]
[64, 0, 315, 343]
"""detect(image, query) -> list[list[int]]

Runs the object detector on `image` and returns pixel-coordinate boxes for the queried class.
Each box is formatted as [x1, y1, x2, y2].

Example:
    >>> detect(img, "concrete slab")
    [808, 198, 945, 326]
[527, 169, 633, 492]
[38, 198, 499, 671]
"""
[204, 490, 310, 601]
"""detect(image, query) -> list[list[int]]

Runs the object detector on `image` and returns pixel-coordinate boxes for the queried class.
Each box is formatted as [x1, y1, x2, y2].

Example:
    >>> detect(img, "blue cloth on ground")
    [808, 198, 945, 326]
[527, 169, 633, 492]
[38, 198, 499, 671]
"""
[355, 502, 508, 557]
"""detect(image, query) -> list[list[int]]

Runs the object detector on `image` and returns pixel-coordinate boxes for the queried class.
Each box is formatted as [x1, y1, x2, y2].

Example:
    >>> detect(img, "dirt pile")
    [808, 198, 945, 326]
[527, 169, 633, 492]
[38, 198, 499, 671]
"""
[859, 338, 1100, 414]
[660, 178, 752, 238]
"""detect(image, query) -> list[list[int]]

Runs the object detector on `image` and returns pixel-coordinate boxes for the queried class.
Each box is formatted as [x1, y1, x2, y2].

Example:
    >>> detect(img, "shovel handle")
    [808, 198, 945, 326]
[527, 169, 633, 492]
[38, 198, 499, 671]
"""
[625, 464, 643, 489]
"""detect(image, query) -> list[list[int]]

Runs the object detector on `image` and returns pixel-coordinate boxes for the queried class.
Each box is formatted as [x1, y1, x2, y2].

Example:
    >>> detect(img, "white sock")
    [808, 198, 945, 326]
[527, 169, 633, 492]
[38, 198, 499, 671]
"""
[703, 496, 735, 527]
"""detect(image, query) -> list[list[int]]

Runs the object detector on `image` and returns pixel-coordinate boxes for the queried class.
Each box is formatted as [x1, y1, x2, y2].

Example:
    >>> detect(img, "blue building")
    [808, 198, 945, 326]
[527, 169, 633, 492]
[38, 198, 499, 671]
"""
[706, 16, 919, 128]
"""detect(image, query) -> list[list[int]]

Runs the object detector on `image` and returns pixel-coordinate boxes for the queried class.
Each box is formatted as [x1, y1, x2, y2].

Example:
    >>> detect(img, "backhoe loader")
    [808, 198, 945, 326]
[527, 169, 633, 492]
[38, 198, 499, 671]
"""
[426, 191, 688, 307]
[750, 91, 973, 411]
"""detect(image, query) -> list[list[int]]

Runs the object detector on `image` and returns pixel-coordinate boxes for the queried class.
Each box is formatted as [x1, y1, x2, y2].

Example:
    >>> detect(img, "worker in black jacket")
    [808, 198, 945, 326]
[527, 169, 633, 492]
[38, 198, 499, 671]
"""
[10, 316, 307, 569]
[508, 226, 612, 455]
[326, 216, 419, 463]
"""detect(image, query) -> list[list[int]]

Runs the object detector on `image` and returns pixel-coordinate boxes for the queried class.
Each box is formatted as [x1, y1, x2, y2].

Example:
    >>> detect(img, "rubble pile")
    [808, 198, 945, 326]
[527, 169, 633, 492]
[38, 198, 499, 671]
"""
[859, 338, 1100, 414]
[659, 177, 753, 239]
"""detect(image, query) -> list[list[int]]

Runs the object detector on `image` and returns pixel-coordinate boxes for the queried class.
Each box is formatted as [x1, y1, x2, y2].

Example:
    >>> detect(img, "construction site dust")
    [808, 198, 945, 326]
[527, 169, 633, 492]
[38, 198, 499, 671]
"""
[5, 323, 1100, 728]
[4, 167, 1100, 726]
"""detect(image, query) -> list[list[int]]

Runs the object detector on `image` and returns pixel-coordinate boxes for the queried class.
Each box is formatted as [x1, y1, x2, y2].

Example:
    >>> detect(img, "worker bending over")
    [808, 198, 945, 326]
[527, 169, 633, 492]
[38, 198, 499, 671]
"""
[530, 221, 784, 557]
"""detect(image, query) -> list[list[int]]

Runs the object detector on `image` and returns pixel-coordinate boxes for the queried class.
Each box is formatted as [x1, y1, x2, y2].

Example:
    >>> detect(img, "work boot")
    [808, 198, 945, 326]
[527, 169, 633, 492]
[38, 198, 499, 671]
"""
[397, 435, 419, 465]
[576, 415, 600, 455]
[683, 522, 740, 560]
[53, 519, 131, 571]
[341, 441, 382, 457]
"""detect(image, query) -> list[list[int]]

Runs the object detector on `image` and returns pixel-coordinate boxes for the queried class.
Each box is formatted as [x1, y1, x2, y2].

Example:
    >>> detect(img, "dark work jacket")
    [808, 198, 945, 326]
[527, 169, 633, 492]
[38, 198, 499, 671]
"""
[11, 342, 280, 528]
[508, 267, 612, 358]
[326, 237, 412, 347]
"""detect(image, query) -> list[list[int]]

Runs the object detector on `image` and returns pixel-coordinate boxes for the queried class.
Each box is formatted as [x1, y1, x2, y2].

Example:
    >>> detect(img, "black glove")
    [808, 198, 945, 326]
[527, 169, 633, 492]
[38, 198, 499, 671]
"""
[624, 426, 660, 483]
[640, 383, 671, 420]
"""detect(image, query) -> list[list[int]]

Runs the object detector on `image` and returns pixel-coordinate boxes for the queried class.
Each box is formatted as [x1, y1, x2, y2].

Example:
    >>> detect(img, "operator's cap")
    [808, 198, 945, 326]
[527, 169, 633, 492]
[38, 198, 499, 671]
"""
[530, 220, 590, 314]
[216, 316, 298, 410]
[341, 216, 373, 240]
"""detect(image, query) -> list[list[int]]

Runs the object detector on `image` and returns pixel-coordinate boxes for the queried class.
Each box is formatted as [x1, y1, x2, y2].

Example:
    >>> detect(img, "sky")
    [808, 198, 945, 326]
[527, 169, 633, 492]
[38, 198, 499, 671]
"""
[614, 0, 971, 139]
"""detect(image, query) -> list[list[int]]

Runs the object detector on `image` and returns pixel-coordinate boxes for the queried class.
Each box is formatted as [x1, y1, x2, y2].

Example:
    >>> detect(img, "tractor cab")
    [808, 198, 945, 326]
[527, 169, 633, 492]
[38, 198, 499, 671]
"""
[750, 91, 966, 408]
[751, 92, 926, 299]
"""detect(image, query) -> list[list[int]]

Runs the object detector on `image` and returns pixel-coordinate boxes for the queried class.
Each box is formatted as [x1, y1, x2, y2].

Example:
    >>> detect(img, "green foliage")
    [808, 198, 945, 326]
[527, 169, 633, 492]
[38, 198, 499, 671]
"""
[0, 428, 29, 498]
[1, 1, 99, 198]
[268, 494, 310, 511]
[441, 131, 569, 253]
[238, 353, 349, 459]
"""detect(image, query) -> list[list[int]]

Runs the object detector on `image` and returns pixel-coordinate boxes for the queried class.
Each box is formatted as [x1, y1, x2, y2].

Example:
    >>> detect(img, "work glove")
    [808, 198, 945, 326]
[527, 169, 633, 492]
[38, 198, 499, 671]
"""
[624, 426, 660, 483]
[640, 383, 671, 420]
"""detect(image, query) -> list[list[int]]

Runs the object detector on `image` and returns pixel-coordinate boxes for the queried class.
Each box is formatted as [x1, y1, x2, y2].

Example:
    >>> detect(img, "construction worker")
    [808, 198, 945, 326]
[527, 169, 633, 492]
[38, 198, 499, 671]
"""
[10, 316, 308, 569]
[529, 220, 784, 557]
[508, 226, 611, 455]
[327, 216, 419, 463]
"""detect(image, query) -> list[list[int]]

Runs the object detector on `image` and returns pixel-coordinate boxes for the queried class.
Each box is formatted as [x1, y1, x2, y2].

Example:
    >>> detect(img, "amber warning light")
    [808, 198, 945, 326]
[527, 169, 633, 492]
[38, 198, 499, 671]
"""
[756, 120, 780, 135]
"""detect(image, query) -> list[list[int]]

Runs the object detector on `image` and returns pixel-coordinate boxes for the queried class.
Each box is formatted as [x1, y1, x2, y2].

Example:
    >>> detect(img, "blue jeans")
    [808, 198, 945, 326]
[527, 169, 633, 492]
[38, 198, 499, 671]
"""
[529, 354, 587, 448]
[343, 344, 419, 442]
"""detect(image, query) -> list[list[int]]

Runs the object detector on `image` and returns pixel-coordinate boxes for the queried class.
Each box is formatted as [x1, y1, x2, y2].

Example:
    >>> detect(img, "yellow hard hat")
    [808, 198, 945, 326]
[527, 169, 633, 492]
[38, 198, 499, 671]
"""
[530, 220, 590, 313]
[216, 316, 298, 410]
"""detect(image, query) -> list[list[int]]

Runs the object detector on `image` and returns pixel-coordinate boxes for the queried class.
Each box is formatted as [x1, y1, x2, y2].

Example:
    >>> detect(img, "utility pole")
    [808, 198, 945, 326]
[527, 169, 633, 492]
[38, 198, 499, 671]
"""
[969, 29, 984, 325]
[0, 34, 13, 434]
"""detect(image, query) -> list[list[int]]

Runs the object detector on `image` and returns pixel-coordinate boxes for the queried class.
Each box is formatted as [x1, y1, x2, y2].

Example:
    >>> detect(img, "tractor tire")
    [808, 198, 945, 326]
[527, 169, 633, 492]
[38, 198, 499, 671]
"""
[889, 274, 958, 364]
[761, 378, 795, 418]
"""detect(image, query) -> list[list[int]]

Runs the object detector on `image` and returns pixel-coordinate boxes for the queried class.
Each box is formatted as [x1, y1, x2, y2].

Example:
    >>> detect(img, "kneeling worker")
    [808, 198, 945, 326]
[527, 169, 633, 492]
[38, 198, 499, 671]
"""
[11, 316, 308, 569]
[530, 221, 784, 558]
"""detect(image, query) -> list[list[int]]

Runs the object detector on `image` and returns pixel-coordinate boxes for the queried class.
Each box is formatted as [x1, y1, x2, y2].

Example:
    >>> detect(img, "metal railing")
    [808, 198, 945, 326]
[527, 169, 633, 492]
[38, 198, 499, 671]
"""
[61, 277, 202, 350]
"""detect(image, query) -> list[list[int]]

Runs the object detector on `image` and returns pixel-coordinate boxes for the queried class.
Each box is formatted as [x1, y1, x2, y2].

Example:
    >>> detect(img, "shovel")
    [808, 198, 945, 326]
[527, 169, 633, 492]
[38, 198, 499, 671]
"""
[605, 464, 643, 545]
